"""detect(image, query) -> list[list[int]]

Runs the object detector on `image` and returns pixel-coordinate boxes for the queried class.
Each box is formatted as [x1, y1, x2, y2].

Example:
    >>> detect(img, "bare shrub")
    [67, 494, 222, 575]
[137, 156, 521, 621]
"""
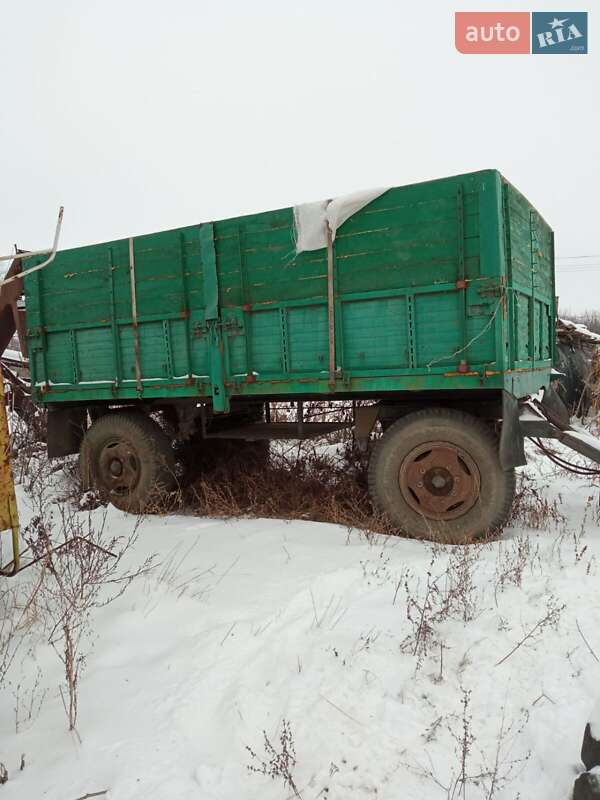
[246, 718, 302, 798]
[508, 472, 563, 529]
[442, 546, 481, 624]
[0, 573, 47, 692]
[6, 394, 48, 487]
[568, 496, 593, 565]
[23, 505, 154, 733]
[451, 688, 475, 799]
[401, 546, 483, 668]
[495, 595, 564, 667]
[493, 535, 541, 601]
[479, 705, 532, 799]
[11, 664, 47, 733]
[407, 693, 531, 799]
[0, 585, 21, 687]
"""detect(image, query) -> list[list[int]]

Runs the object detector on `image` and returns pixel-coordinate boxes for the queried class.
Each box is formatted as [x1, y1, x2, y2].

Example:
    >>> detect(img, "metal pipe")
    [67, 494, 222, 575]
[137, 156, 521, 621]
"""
[0, 246, 52, 263]
[0, 206, 64, 286]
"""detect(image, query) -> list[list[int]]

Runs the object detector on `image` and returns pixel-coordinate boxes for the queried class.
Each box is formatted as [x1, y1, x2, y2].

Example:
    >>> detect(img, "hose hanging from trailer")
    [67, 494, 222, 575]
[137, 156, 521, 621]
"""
[529, 437, 600, 476]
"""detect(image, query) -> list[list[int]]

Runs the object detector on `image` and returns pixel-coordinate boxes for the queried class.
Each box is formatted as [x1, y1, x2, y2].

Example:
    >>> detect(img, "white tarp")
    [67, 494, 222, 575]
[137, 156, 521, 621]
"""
[293, 188, 388, 253]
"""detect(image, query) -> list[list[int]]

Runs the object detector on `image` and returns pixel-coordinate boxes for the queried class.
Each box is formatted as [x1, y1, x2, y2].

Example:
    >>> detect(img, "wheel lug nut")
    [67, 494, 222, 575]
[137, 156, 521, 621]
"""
[419, 468, 425, 474]
[417, 481, 423, 488]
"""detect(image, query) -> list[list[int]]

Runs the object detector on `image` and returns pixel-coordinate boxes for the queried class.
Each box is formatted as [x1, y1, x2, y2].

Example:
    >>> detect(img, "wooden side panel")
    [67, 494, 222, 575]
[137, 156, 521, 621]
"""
[504, 181, 554, 371]
[342, 298, 410, 370]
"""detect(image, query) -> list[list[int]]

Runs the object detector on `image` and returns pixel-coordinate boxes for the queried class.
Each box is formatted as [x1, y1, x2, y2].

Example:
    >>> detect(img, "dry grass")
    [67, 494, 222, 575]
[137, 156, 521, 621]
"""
[147, 436, 563, 542]
[508, 472, 564, 529]
[174, 439, 397, 538]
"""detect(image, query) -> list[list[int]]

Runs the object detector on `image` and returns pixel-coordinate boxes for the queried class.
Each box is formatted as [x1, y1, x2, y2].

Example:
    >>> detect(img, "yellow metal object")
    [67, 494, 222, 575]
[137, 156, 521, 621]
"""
[0, 376, 20, 575]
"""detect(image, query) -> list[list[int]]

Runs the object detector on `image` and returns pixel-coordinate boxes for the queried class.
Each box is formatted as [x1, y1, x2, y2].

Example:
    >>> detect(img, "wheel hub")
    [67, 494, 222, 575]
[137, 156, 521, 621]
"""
[109, 459, 123, 477]
[399, 441, 480, 521]
[98, 440, 141, 496]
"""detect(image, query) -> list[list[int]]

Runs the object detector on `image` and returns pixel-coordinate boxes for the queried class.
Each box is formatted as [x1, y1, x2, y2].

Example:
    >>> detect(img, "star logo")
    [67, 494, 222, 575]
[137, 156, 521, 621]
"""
[532, 11, 588, 54]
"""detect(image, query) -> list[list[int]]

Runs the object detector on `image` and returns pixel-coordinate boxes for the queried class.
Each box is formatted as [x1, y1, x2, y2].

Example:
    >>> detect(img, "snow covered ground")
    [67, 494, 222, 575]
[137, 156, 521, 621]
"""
[1, 446, 599, 799]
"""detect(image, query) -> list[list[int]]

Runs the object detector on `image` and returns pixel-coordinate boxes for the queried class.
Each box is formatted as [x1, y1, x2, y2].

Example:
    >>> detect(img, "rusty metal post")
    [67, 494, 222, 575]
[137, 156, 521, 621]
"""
[0, 375, 20, 575]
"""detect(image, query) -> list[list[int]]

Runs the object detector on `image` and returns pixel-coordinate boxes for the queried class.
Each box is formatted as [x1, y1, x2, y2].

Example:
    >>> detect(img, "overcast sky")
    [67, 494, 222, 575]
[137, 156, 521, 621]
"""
[1, 0, 598, 311]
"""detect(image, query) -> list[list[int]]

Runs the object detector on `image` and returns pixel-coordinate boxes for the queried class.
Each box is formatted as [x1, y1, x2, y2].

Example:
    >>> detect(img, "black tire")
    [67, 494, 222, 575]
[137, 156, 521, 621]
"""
[80, 412, 176, 512]
[368, 408, 515, 544]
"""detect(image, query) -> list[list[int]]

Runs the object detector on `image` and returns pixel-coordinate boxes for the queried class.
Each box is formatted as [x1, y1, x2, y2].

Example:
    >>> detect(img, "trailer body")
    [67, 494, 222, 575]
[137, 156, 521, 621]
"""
[22, 169, 554, 410]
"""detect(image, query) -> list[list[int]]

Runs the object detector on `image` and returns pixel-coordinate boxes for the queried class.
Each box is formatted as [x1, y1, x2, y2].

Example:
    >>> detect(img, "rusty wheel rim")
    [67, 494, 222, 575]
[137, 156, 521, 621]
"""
[98, 439, 141, 497]
[399, 441, 480, 521]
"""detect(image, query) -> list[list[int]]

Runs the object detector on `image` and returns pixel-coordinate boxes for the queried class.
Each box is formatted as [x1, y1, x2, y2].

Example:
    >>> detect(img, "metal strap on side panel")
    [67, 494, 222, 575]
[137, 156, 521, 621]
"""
[128, 238, 142, 394]
[456, 185, 468, 360]
[529, 210, 538, 368]
[199, 222, 219, 321]
[326, 223, 335, 389]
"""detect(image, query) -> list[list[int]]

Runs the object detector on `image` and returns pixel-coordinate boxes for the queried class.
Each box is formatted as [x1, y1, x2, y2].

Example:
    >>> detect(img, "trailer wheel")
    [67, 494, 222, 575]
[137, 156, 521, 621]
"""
[368, 408, 515, 543]
[80, 412, 176, 512]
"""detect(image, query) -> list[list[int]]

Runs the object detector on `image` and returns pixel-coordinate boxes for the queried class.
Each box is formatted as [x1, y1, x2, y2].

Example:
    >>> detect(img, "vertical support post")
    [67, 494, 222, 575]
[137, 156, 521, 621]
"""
[69, 329, 79, 384]
[128, 237, 143, 394]
[0, 377, 20, 575]
[279, 308, 289, 374]
[456, 185, 468, 359]
[406, 295, 416, 369]
[163, 319, 173, 377]
[34, 269, 49, 386]
[108, 248, 121, 386]
[199, 223, 229, 413]
[501, 184, 515, 370]
[237, 224, 251, 376]
[177, 233, 192, 379]
[529, 210, 538, 368]
[550, 230, 557, 368]
[326, 222, 336, 389]
[479, 172, 508, 371]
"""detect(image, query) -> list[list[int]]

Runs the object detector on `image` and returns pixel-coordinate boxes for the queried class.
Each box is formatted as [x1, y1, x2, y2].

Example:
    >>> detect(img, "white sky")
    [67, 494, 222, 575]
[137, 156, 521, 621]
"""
[1, 0, 598, 310]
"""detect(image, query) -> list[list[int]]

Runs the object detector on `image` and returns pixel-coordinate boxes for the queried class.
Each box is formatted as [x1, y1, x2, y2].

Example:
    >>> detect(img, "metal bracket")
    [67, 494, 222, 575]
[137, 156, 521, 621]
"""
[354, 404, 380, 452]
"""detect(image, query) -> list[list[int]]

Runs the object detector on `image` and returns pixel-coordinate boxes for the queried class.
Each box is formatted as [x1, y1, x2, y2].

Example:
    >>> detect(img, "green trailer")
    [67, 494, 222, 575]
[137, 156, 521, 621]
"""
[3, 168, 594, 544]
